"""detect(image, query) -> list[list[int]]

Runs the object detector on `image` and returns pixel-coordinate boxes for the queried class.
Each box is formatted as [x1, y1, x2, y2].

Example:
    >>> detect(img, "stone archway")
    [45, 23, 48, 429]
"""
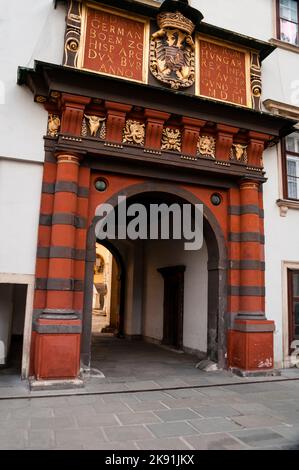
[82, 181, 227, 371]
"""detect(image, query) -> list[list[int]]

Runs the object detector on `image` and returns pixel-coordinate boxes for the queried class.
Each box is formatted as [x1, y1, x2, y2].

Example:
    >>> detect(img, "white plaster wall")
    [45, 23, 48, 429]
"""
[143, 239, 208, 354]
[0, 0, 65, 162]
[0, 159, 43, 275]
[263, 49, 299, 106]
[191, 0, 273, 41]
[264, 146, 299, 367]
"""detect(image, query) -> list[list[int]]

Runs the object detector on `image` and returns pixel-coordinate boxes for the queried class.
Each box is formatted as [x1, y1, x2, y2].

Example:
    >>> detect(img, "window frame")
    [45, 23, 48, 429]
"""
[276, 0, 299, 46]
[282, 133, 299, 201]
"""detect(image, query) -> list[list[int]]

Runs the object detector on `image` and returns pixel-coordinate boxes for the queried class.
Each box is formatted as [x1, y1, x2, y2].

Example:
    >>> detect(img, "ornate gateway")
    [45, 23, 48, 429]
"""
[150, 1, 202, 90]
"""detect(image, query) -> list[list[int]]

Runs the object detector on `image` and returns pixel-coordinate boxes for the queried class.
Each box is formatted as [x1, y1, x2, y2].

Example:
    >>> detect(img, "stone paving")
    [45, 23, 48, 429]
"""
[0, 379, 299, 450]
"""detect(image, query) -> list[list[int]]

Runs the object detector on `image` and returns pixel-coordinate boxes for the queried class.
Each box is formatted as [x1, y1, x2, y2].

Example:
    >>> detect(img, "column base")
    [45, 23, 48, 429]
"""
[230, 367, 281, 378]
[228, 319, 275, 372]
[34, 318, 81, 380]
[29, 378, 84, 392]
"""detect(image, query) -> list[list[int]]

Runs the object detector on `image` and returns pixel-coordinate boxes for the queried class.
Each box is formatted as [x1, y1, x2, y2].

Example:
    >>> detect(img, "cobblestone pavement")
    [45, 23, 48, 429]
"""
[0, 379, 299, 450]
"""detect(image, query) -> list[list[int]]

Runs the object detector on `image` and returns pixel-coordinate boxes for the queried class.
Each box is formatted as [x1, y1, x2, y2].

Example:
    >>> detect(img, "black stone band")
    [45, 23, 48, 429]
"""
[228, 286, 266, 296]
[229, 232, 265, 244]
[37, 246, 86, 260]
[35, 278, 84, 292]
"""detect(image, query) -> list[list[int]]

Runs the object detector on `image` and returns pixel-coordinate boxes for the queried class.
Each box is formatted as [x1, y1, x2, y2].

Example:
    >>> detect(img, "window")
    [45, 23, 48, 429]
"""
[282, 132, 299, 200]
[277, 0, 299, 45]
[288, 270, 299, 351]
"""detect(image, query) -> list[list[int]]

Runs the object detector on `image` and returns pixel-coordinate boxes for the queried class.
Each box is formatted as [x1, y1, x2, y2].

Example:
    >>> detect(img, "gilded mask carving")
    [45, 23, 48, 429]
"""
[150, 12, 195, 90]
[47, 114, 61, 137]
[82, 115, 106, 139]
[123, 120, 145, 146]
[230, 144, 248, 163]
[197, 136, 216, 158]
[162, 128, 181, 152]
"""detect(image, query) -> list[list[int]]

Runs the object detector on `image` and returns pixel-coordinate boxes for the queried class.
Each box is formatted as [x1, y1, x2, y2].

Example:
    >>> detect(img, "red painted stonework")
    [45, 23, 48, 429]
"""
[228, 322, 275, 371]
[181, 117, 206, 156]
[35, 330, 81, 379]
[216, 124, 239, 160]
[144, 109, 170, 150]
[105, 102, 132, 142]
[82, 6, 147, 82]
[198, 38, 249, 107]
[30, 92, 278, 381]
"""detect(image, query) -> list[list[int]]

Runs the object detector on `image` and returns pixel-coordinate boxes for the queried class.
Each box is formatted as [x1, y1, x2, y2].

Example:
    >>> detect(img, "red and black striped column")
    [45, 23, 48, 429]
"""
[34, 153, 84, 380]
[228, 180, 275, 375]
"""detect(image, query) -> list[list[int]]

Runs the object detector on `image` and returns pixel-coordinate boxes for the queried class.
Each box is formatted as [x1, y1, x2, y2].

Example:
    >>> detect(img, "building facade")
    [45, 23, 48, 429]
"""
[0, 0, 299, 386]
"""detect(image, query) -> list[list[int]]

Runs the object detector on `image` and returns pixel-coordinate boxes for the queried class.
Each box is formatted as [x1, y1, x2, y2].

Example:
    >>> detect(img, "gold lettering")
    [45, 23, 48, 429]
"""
[88, 49, 97, 59]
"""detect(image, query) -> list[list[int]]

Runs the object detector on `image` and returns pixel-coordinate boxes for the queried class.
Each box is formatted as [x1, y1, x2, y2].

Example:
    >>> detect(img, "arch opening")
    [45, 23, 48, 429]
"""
[82, 184, 227, 377]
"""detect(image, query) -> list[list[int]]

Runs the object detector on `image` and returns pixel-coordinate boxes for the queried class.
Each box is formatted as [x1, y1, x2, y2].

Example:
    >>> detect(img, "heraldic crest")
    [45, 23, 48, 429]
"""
[150, 0, 203, 90]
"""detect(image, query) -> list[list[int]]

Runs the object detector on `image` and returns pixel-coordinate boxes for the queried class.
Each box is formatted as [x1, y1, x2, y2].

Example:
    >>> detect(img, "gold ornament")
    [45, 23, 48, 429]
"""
[150, 11, 195, 90]
[123, 120, 145, 146]
[162, 128, 181, 152]
[47, 114, 61, 137]
[197, 136, 216, 158]
[230, 144, 248, 163]
[84, 115, 106, 137]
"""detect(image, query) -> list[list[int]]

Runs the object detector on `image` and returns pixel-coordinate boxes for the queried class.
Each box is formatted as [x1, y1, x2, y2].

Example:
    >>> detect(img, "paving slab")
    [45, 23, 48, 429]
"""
[103, 425, 153, 442]
[146, 421, 199, 438]
[137, 437, 191, 450]
[25, 430, 55, 450]
[231, 414, 285, 428]
[184, 433, 248, 450]
[154, 408, 201, 422]
[55, 428, 106, 447]
[230, 428, 292, 448]
[30, 416, 77, 430]
[191, 405, 241, 418]
[116, 411, 161, 425]
[188, 417, 242, 434]
[75, 413, 119, 427]
[127, 400, 169, 412]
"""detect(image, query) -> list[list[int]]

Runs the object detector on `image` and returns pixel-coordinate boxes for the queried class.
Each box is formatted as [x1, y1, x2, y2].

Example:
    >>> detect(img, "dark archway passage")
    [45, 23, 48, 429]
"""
[82, 183, 227, 377]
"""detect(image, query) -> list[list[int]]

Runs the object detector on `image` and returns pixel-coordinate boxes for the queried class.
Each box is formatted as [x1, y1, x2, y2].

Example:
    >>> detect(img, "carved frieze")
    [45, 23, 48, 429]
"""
[123, 120, 145, 146]
[162, 128, 181, 152]
[47, 114, 61, 137]
[150, 12, 196, 90]
[82, 115, 106, 139]
[230, 144, 248, 163]
[197, 135, 216, 158]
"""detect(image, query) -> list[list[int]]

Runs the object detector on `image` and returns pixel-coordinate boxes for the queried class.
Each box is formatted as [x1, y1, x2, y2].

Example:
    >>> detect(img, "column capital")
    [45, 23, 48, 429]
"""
[239, 179, 260, 191]
[55, 153, 81, 165]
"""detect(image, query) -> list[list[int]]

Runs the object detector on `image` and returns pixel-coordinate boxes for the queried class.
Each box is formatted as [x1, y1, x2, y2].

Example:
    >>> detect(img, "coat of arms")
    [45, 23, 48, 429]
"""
[150, 10, 196, 90]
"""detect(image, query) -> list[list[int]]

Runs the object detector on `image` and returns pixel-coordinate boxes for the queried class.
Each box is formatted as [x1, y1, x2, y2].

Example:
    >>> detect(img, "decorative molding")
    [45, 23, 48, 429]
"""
[277, 198, 299, 217]
[63, 0, 82, 68]
[263, 99, 299, 121]
[250, 52, 262, 110]
[161, 128, 181, 152]
[269, 38, 299, 55]
[123, 120, 145, 146]
[197, 135, 216, 158]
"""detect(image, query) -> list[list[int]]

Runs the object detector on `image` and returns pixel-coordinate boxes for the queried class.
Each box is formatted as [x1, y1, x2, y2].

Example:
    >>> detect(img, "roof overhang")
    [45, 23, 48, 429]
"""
[18, 60, 296, 139]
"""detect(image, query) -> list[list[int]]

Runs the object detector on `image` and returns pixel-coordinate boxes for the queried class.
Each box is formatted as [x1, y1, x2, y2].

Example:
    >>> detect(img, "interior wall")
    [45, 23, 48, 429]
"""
[142, 238, 208, 354]
[11, 284, 27, 335]
[0, 284, 14, 364]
